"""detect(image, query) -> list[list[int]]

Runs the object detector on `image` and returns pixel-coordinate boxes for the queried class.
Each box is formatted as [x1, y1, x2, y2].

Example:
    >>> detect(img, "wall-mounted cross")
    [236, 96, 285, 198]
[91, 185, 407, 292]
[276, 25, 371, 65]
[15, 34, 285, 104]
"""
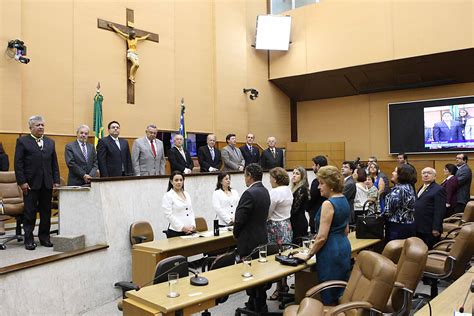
[98, 8, 159, 104]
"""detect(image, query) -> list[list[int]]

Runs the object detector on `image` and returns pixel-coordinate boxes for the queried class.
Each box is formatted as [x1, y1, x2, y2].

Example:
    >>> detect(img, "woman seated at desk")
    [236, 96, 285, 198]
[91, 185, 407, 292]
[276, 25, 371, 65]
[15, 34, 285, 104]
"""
[162, 171, 196, 238]
[212, 172, 240, 226]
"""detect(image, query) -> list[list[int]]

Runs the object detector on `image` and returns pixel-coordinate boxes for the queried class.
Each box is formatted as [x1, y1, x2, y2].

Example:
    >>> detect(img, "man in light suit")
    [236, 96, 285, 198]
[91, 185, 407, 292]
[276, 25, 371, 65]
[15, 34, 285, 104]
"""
[414, 167, 446, 249]
[197, 133, 222, 172]
[260, 136, 284, 170]
[131, 124, 166, 176]
[433, 112, 463, 142]
[239, 133, 260, 167]
[14, 116, 60, 250]
[234, 163, 270, 312]
[455, 153, 472, 212]
[341, 161, 356, 224]
[221, 133, 245, 172]
[65, 125, 98, 186]
[168, 134, 193, 174]
[97, 121, 133, 177]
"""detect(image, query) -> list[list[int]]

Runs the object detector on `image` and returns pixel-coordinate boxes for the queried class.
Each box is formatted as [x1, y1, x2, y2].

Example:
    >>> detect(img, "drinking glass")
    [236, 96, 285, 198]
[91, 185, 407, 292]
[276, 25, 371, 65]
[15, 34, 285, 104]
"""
[258, 245, 267, 263]
[242, 256, 253, 277]
[167, 272, 179, 298]
[302, 239, 311, 254]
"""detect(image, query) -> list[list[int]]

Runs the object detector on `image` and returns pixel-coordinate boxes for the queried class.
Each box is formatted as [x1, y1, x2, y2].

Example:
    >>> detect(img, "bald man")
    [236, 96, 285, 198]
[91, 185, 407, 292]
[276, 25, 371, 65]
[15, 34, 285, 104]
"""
[260, 136, 284, 170]
[167, 134, 193, 174]
[414, 167, 446, 249]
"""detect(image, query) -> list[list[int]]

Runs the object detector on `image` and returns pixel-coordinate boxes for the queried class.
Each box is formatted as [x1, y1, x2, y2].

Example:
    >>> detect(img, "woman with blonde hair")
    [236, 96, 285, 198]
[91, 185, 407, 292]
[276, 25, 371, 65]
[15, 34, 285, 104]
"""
[289, 166, 310, 245]
[295, 166, 351, 305]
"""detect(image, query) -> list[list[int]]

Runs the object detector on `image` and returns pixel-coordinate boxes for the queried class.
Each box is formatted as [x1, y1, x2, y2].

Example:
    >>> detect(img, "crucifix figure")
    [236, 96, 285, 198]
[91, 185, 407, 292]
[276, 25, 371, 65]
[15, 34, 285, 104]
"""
[98, 8, 159, 104]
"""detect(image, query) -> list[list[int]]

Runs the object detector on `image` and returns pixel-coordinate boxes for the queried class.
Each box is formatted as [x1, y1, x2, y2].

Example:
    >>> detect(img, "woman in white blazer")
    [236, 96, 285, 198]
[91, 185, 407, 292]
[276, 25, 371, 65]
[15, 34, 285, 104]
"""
[162, 171, 196, 238]
[212, 172, 240, 226]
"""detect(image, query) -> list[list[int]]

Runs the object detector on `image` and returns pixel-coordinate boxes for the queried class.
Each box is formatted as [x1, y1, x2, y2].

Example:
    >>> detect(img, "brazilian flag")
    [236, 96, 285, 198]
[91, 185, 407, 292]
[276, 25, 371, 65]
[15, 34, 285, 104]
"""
[93, 91, 104, 148]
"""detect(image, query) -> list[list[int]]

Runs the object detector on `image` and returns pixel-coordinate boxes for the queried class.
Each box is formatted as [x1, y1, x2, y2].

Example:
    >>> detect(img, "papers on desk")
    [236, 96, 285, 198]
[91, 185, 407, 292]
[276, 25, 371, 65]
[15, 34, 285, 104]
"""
[180, 231, 218, 239]
[454, 312, 472, 316]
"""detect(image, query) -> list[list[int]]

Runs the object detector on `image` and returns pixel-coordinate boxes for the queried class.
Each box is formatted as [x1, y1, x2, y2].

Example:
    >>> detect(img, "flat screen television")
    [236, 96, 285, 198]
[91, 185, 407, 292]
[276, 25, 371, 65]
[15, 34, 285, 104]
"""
[388, 96, 474, 154]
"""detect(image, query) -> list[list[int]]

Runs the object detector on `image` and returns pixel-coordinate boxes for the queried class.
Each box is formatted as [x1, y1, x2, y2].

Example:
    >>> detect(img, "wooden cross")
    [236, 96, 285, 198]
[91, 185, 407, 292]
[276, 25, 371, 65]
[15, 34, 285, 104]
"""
[98, 8, 159, 104]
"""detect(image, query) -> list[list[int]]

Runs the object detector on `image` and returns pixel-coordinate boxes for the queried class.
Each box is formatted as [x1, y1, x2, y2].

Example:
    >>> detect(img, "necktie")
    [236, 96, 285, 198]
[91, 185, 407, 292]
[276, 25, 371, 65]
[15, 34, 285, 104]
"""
[37, 138, 43, 150]
[272, 148, 276, 159]
[81, 142, 88, 161]
[418, 184, 428, 197]
[179, 148, 186, 160]
[150, 140, 156, 158]
[210, 148, 215, 160]
[249, 146, 252, 154]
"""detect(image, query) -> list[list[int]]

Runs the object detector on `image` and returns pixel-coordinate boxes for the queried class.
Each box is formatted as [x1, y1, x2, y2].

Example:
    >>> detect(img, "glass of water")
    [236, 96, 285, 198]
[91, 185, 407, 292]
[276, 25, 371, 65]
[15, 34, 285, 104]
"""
[258, 245, 267, 263]
[302, 239, 311, 254]
[167, 272, 179, 298]
[242, 256, 253, 277]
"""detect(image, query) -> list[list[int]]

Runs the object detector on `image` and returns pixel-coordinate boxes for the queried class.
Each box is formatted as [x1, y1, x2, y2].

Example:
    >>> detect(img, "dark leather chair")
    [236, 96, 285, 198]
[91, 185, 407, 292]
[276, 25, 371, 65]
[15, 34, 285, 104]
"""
[0, 171, 24, 249]
[284, 251, 397, 316]
[381, 237, 428, 315]
[423, 223, 474, 297]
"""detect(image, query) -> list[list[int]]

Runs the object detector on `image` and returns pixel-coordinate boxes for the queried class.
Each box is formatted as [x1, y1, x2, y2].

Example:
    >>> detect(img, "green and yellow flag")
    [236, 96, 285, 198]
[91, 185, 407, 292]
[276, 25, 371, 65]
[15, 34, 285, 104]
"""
[93, 91, 104, 148]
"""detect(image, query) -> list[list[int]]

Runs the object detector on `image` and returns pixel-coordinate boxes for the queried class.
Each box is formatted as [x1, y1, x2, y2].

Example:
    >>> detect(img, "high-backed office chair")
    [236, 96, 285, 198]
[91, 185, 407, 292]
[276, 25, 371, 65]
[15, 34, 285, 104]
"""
[423, 223, 474, 297]
[442, 202, 474, 239]
[116, 255, 189, 310]
[381, 237, 428, 315]
[130, 221, 154, 244]
[195, 217, 208, 232]
[284, 251, 397, 316]
[0, 171, 24, 250]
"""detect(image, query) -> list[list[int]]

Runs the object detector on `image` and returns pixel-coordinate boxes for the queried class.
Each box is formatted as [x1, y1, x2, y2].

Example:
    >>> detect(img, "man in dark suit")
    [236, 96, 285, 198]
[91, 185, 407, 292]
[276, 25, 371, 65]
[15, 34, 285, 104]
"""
[455, 153, 472, 212]
[14, 116, 60, 250]
[65, 125, 98, 186]
[433, 112, 463, 142]
[260, 136, 284, 170]
[239, 133, 260, 167]
[168, 134, 193, 174]
[234, 163, 270, 313]
[342, 161, 356, 224]
[97, 121, 133, 177]
[197, 134, 221, 172]
[414, 167, 446, 249]
[307, 155, 327, 233]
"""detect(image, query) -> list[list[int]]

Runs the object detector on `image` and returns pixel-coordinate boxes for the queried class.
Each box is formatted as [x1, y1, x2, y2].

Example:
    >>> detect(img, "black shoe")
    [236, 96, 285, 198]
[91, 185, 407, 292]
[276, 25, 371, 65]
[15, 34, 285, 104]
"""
[39, 240, 53, 247]
[25, 243, 36, 250]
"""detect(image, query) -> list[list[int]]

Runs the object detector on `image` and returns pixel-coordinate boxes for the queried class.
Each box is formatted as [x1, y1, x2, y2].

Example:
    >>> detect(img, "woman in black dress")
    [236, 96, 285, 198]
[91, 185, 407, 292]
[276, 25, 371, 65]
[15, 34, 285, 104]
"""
[289, 166, 310, 245]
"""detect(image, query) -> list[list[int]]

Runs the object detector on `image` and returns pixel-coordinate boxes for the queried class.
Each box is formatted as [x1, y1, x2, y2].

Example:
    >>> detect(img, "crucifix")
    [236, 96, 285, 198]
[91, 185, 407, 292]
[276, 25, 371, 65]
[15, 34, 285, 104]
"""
[98, 8, 159, 104]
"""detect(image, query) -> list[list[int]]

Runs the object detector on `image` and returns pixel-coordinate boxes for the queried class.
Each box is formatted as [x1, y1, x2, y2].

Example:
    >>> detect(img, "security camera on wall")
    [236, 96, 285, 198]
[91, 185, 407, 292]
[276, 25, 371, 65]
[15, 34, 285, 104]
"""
[243, 88, 259, 100]
[6, 39, 30, 64]
[254, 15, 291, 51]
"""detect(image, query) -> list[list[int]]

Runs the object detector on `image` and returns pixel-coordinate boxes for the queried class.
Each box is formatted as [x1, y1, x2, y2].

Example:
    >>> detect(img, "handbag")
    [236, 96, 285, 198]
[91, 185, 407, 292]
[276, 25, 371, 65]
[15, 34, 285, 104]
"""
[355, 200, 384, 239]
[275, 251, 306, 266]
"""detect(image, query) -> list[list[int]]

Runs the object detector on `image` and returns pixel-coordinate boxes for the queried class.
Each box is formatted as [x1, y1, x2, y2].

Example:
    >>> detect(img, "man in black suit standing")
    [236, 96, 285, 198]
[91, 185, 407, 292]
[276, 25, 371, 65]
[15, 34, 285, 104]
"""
[307, 155, 327, 233]
[97, 121, 133, 177]
[14, 116, 60, 250]
[414, 167, 446, 249]
[455, 153, 472, 212]
[341, 161, 356, 224]
[433, 112, 463, 142]
[168, 134, 193, 174]
[233, 163, 270, 313]
[65, 124, 98, 186]
[240, 133, 260, 167]
[260, 136, 284, 170]
[197, 134, 221, 172]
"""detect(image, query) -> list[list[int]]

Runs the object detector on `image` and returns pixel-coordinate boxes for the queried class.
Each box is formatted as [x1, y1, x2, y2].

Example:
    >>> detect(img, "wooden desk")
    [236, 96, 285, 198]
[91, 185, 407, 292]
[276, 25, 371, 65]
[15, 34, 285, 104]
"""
[416, 270, 474, 315]
[124, 233, 380, 316]
[132, 230, 235, 286]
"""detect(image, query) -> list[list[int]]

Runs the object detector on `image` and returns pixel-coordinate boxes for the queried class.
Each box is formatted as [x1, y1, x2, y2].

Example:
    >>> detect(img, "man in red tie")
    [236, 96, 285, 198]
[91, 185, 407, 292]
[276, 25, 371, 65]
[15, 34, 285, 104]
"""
[131, 124, 166, 176]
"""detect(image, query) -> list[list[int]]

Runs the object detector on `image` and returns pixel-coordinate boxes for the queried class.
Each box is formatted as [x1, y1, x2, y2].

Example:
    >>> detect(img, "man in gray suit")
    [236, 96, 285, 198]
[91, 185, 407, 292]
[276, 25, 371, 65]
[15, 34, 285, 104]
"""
[65, 125, 98, 186]
[342, 160, 356, 224]
[131, 124, 166, 176]
[221, 133, 245, 172]
[455, 153, 472, 212]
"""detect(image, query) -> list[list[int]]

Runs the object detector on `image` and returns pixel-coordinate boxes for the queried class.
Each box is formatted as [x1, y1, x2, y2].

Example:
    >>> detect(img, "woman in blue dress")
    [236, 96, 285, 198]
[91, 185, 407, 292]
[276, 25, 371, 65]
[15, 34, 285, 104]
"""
[295, 165, 351, 305]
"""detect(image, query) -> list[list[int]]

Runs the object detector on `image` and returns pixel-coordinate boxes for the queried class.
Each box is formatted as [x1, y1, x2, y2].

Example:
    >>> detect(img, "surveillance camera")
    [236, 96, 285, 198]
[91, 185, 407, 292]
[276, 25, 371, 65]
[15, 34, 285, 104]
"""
[7, 39, 30, 64]
[243, 88, 259, 100]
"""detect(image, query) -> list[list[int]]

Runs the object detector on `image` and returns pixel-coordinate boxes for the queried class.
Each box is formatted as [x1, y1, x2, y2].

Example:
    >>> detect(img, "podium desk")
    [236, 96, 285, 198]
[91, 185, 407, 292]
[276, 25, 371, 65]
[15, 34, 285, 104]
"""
[125, 233, 380, 316]
[415, 268, 474, 315]
[132, 230, 235, 287]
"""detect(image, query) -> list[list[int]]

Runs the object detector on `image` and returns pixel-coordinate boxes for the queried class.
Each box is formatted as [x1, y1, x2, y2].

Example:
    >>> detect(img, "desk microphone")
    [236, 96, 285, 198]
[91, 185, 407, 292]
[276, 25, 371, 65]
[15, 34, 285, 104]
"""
[189, 268, 209, 286]
[459, 279, 474, 313]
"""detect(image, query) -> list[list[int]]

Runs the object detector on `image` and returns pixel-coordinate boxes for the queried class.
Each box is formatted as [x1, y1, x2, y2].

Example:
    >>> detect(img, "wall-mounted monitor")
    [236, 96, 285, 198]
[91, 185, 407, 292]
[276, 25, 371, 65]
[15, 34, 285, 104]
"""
[255, 15, 291, 51]
[388, 96, 474, 154]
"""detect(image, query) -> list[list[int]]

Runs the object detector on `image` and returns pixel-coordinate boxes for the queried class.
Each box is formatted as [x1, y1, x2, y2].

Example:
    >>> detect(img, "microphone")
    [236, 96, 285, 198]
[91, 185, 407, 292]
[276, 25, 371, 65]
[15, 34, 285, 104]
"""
[459, 279, 474, 313]
[189, 268, 209, 286]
